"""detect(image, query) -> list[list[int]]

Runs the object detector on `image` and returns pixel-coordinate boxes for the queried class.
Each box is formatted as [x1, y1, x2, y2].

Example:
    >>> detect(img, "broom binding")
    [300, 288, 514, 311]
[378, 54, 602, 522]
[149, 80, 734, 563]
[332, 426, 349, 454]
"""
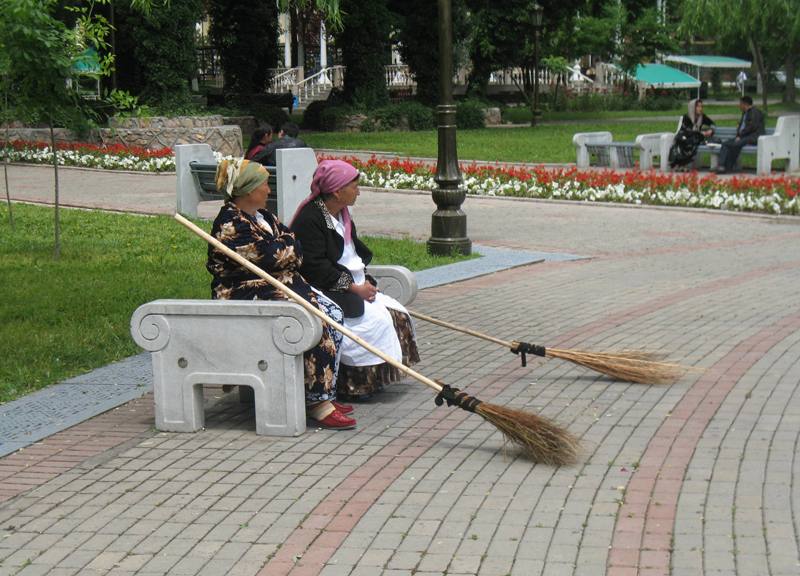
[434, 384, 483, 413]
[510, 341, 547, 367]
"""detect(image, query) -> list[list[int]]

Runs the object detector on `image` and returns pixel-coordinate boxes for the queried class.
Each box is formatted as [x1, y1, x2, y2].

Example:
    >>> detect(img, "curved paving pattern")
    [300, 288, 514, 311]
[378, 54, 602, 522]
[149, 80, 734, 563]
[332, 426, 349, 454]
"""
[2, 166, 800, 576]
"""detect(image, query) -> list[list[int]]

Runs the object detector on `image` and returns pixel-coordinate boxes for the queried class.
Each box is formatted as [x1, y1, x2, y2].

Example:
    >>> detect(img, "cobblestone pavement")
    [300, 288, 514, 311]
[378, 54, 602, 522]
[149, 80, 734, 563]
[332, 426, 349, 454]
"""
[2, 165, 800, 575]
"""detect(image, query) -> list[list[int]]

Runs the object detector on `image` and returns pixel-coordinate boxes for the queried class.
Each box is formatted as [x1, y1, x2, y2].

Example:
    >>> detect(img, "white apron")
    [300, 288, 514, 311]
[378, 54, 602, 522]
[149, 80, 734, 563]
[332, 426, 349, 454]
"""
[334, 215, 407, 367]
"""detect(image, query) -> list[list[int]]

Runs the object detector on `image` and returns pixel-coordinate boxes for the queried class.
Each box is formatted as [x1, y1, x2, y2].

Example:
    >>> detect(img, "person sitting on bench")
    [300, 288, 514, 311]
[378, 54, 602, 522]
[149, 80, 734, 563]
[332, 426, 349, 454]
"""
[290, 160, 420, 402]
[717, 96, 765, 174]
[206, 158, 356, 429]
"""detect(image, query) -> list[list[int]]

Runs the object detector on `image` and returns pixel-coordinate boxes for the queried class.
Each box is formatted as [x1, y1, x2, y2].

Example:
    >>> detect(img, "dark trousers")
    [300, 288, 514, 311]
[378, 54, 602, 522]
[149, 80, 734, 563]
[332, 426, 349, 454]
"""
[718, 136, 756, 171]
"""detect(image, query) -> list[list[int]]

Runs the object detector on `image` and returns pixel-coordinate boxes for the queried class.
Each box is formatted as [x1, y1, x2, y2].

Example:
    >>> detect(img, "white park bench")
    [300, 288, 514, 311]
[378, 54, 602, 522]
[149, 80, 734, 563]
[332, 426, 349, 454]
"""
[175, 143, 317, 221]
[131, 266, 417, 437]
[657, 115, 799, 175]
[573, 131, 639, 169]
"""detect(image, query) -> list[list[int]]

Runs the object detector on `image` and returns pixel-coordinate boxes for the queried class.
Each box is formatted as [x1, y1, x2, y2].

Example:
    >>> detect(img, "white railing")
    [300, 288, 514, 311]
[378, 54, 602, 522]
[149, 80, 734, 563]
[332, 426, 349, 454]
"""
[295, 66, 345, 106]
[486, 67, 594, 88]
[594, 63, 628, 88]
[268, 67, 301, 93]
[386, 64, 415, 87]
[265, 62, 612, 102]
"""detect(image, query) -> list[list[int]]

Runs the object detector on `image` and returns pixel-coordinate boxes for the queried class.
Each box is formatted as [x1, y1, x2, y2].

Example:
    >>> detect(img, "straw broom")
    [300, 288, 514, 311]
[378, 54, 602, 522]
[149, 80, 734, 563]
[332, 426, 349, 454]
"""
[175, 214, 580, 466]
[408, 310, 686, 385]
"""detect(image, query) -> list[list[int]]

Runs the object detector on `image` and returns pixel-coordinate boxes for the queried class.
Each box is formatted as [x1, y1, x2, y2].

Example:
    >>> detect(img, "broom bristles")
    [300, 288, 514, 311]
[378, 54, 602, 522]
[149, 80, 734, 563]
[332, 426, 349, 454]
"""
[546, 348, 687, 385]
[476, 403, 580, 465]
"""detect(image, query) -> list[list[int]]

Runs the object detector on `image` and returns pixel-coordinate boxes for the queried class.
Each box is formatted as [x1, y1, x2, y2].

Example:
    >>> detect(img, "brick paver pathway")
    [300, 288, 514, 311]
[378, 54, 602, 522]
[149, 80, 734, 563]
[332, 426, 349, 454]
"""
[2, 165, 800, 575]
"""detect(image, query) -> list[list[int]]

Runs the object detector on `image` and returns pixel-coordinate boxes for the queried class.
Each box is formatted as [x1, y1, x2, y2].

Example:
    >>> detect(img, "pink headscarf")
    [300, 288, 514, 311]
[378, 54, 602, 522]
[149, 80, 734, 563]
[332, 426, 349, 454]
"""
[291, 159, 359, 244]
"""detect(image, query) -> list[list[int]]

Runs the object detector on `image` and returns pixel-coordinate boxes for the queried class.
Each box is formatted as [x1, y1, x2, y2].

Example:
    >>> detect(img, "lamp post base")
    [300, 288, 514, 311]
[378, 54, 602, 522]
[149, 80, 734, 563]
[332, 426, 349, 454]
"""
[427, 187, 471, 256]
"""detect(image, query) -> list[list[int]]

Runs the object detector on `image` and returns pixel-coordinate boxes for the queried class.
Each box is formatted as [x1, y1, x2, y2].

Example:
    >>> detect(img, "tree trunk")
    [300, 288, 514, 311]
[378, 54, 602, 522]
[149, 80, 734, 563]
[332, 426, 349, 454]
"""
[784, 52, 797, 104]
[50, 121, 60, 260]
[748, 36, 768, 113]
[3, 90, 13, 229]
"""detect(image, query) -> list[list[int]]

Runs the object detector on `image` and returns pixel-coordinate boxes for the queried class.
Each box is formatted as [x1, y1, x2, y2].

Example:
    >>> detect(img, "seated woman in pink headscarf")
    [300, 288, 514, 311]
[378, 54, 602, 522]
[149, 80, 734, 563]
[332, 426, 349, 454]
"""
[290, 160, 419, 401]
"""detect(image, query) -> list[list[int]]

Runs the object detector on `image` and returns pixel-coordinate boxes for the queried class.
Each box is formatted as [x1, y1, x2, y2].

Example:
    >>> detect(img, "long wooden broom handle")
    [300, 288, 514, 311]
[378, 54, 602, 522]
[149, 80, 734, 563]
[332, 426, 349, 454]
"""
[174, 214, 444, 394]
[408, 309, 514, 349]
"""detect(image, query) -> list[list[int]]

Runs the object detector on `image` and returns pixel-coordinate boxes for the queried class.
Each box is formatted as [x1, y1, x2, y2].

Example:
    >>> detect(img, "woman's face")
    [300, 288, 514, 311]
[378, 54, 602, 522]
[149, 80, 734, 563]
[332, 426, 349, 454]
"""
[248, 180, 271, 209]
[334, 179, 360, 207]
[695, 100, 704, 115]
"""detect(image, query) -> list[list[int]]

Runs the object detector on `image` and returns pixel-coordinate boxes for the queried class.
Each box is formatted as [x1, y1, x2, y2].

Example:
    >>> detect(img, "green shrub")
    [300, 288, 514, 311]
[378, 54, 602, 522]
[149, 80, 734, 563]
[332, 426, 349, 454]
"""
[398, 101, 435, 130]
[320, 105, 355, 131]
[371, 105, 409, 130]
[456, 99, 486, 129]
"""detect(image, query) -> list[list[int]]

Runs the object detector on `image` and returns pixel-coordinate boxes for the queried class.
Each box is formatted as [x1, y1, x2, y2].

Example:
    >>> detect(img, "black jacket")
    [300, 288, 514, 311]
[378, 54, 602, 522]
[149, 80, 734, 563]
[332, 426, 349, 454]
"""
[737, 107, 765, 141]
[680, 113, 715, 135]
[252, 136, 308, 167]
[291, 198, 373, 317]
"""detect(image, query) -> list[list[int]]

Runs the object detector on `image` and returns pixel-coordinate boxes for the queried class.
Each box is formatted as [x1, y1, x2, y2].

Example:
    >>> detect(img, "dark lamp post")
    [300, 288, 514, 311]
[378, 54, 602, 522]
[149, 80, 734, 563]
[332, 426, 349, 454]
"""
[531, 2, 544, 127]
[427, 0, 471, 256]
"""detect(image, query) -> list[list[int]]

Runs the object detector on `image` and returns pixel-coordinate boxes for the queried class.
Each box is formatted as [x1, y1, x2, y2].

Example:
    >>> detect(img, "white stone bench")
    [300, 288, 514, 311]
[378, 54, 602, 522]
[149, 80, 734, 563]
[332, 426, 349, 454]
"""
[175, 143, 318, 221]
[130, 265, 417, 437]
[636, 131, 673, 170]
[572, 132, 637, 169]
[657, 115, 798, 175]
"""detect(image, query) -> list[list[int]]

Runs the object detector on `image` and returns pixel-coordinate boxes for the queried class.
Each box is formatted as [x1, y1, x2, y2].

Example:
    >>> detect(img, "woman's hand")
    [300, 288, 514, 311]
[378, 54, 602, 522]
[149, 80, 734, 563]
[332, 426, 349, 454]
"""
[349, 281, 378, 302]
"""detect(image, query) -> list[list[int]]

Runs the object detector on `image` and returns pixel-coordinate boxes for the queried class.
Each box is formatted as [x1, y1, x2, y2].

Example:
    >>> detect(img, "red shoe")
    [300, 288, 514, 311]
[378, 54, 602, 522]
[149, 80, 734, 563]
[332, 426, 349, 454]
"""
[332, 401, 354, 414]
[310, 410, 356, 430]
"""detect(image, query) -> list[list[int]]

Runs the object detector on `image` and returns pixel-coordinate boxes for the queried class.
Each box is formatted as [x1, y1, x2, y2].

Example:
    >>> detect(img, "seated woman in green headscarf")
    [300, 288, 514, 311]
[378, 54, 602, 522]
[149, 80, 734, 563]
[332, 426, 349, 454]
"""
[205, 158, 356, 430]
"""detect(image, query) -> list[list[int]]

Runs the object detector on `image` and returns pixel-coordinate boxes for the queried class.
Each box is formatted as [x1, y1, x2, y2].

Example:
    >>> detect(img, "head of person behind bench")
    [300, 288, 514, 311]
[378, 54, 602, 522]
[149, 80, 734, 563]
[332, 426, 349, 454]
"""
[252, 122, 307, 167]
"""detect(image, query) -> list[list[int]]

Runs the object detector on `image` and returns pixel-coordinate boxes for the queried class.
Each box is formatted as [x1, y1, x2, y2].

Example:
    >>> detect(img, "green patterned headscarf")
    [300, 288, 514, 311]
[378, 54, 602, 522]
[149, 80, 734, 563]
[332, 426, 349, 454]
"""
[215, 158, 269, 199]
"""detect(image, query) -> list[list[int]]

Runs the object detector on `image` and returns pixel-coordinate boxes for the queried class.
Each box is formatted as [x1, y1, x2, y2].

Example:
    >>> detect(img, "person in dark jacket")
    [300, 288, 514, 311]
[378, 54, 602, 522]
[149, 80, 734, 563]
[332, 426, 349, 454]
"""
[669, 98, 716, 170]
[290, 160, 419, 401]
[717, 96, 765, 173]
[252, 122, 307, 166]
[206, 158, 356, 429]
[244, 125, 273, 160]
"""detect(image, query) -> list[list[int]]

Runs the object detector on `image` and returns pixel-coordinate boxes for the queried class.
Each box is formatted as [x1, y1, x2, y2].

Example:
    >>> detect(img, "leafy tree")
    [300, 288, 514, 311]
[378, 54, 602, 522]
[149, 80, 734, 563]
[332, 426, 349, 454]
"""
[389, 0, 469, 105]
[1, 0, 83, 257]
[681, 0, 796, 109]
[115, 0, 202, 106]
[572, 2, 624, 63]
[0, 0, 157, 256]
[337, 0, 392, 107]
[617, 8, 676, 76]
[207, 0, 279, 95]
[465, 0, 582, 122]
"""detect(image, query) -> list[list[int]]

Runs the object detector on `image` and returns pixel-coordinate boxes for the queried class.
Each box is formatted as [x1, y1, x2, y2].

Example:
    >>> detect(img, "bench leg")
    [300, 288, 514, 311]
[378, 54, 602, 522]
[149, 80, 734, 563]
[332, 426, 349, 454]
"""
[253, 356, 306, 437]
[757, 151, 771, 176]
[153, 368, 205, 433]
[609, 148, 620, 169]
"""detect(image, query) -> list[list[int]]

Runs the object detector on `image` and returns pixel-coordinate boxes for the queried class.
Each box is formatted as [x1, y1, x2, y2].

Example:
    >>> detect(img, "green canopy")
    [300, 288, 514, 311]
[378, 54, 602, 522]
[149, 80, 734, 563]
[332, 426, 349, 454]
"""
[73, 47, 101, 76]
[664, 55, 752, 69]
[634, 63, 701, 89]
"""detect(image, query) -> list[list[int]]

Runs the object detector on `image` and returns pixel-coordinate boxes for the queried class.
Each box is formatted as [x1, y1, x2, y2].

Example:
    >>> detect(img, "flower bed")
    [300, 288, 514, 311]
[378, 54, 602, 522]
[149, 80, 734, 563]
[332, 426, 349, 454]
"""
[324, 155, 800, 215]
[4, 139, 798, 215]
[1, 140, 175, 172]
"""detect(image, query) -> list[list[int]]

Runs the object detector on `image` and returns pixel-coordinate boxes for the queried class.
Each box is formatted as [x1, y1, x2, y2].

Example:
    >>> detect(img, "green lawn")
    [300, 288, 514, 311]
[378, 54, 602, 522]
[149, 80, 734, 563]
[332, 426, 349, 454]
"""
[0, 203, 475, 403]
[501, 101, 800, 125]
[306, 122, 677, 163]
[305, 115, 786, 164]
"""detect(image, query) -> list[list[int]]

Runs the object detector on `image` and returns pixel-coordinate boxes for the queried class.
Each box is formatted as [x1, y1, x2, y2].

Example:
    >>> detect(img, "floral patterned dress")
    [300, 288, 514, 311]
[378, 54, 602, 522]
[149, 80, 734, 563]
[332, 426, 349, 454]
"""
[206, 202, 343, 402]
